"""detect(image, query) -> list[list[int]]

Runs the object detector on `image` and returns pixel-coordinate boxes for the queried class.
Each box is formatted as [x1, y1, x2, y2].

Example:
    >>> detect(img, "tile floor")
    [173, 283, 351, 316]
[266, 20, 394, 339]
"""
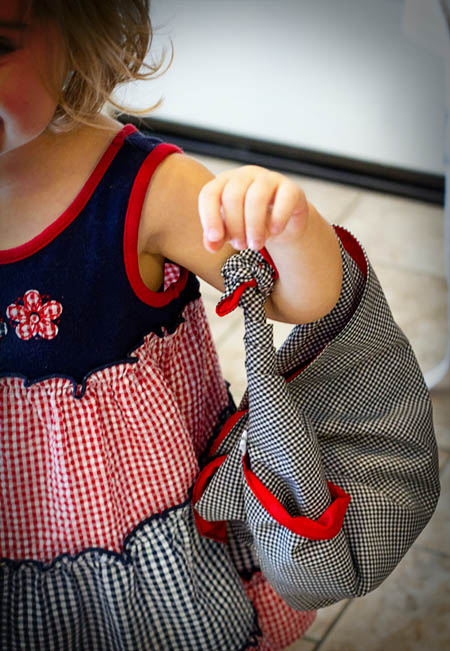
[190, 151, 450, 651]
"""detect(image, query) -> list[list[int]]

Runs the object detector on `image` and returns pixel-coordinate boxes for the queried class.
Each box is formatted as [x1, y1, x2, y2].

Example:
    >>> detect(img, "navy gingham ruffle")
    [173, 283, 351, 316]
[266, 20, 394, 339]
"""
[0, 497, 263, 650]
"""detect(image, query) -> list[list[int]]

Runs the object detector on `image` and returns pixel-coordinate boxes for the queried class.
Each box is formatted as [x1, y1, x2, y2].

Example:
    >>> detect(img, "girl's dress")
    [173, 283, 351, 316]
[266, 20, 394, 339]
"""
[0, 124, 440, 650]
[0, 124, 314, 650]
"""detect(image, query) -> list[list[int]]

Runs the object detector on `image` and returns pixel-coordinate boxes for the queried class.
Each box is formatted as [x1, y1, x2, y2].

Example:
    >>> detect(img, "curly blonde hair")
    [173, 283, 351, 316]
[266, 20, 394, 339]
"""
[29, 0, 173, 131]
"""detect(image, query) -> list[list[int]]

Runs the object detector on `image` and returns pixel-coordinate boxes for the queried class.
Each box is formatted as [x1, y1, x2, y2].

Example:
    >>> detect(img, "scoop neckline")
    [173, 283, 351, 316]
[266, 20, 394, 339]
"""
[0, 123, 138, 264]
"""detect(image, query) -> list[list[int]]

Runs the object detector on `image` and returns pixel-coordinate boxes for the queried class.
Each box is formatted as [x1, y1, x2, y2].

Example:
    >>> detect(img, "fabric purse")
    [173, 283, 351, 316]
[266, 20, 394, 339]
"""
[192, 226, 440, 611]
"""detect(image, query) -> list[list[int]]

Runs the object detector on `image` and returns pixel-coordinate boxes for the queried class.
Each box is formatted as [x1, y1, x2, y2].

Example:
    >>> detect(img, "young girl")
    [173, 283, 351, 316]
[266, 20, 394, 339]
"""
[0, 1, 440, 650]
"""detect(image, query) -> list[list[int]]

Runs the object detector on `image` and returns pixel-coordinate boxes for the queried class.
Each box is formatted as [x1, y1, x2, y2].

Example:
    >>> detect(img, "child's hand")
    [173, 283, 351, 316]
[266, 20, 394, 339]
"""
[198, 165, 310, 253]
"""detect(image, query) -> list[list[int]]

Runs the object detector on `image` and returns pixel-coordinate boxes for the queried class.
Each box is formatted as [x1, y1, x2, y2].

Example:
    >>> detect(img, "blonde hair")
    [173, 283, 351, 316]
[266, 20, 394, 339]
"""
[30, 0, 174, 131]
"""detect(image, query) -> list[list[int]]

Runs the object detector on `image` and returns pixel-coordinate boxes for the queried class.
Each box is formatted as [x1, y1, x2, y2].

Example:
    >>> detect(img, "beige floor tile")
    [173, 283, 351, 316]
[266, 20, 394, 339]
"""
[439, 449, 450, 471]
[430, 371, 450, 453]
[318, 546, 450, 651]
[198, 278, 245, 348]
[297, 601, 350, 643]
[214, 318, 247, 405]
[338, 193, 445, 278]
[414, 458, 450, 556]
[269, 318, 299, 350]
[285, 637, 317, 651]
[198, 277, 222, 304]
[372, 265, 448, 375]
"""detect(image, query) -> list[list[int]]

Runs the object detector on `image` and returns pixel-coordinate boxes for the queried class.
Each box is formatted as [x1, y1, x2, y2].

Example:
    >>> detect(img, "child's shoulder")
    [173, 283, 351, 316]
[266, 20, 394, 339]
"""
[137, 143, 236, 294]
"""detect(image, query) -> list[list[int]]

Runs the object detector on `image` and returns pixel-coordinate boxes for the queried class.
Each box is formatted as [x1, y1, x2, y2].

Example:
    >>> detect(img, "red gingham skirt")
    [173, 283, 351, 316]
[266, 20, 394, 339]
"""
[1, 294, 314, 649]
[1, 297, 229, 561]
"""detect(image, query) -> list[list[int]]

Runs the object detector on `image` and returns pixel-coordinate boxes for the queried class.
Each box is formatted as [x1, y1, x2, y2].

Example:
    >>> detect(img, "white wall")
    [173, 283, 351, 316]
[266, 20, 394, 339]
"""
[113, 0, 448, 175]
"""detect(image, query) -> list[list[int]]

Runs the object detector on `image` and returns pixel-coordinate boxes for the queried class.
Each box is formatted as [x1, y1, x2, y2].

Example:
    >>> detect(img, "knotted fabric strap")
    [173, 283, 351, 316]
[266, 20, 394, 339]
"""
[216, 247, 278, 317]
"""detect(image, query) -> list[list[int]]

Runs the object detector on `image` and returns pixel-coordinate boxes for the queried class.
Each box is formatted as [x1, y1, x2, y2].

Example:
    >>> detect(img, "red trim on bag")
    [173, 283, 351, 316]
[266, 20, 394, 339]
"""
[284, 348, 326, 382]
[208, 408, 249, 457]
[0, 124, 138, 264]
[215, 246, 279, 316]
[192, 455, 228, 543]
[242, 452, 350, 540]
[333, 225, 367, 278]
[123, 143, 191, 306]
[258, 247, 279, 280]
[193, 449, 351, 543]
[216, 279, 257, 316]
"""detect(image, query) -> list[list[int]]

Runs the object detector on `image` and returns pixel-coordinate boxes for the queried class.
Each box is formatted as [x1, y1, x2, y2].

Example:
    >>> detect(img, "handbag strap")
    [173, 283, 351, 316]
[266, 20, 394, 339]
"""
[217, 248, 279, 379]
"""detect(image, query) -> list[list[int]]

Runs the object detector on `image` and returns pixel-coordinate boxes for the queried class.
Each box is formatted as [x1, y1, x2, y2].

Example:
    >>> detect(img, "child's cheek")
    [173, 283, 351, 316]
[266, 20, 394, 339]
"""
[0, 71, 58, 153]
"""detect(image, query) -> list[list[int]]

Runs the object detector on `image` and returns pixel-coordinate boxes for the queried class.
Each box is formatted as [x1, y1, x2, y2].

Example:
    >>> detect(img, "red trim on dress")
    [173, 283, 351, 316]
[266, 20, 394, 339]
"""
[0, 124, 138, 264]
[123, 143, 191, 307]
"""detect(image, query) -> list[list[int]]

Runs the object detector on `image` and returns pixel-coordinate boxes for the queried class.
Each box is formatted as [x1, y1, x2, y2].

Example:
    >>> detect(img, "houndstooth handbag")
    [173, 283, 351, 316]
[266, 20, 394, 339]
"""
[192, 225, 441, 611]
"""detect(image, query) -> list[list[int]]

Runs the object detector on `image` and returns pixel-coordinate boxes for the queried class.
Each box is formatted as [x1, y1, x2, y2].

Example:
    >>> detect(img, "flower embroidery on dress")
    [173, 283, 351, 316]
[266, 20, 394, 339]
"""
[6, 289, 63, 341]
[0, 319, 7, 339]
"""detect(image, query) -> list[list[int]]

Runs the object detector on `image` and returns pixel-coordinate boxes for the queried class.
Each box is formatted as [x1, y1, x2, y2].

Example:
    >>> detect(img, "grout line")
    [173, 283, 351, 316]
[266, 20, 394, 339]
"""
[413, 544, 450, 560]
[214, 317, 238, 347]
[214, 324, 241, 349]
[366, 261, 448, 283]
[334, 193, 363, 226]
[313, 600, 354, 650]
[330, 195, 447, 282]
[438, 456, 450, 476]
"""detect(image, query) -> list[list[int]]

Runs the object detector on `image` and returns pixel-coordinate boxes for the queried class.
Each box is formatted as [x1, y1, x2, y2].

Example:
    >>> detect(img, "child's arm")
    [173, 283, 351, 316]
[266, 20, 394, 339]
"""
[140, 153, 342, 324]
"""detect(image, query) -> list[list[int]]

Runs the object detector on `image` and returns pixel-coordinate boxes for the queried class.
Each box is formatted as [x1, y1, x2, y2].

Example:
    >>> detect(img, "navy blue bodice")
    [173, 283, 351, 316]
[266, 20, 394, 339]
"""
[0, 124, 200, 395]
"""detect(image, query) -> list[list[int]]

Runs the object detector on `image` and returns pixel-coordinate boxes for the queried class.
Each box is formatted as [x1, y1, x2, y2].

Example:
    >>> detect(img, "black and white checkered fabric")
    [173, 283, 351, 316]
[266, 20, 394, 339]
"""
[194, 227, 441, 611]
[1, 498, 262, 650]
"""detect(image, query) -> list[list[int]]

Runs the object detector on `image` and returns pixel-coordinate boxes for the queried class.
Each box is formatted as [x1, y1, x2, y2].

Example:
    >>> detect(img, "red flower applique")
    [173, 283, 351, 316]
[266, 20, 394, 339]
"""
[6, 289, 63, 341]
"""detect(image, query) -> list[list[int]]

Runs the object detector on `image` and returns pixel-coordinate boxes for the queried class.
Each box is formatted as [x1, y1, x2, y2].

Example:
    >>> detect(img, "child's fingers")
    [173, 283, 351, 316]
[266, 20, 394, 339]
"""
[198, 168, 308, 253]
[268, 180, 308, 236]
[220, 177, 248, 249]
[198, 178, 227, 251]
[243, 177, 279, 249]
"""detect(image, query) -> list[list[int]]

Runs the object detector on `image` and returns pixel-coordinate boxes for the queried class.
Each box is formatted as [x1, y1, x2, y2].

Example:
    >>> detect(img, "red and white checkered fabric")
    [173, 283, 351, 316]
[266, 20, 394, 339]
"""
[163, 260, 182, 291]
[1, 295, 229, 561]
[243, 572, 317, 650]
